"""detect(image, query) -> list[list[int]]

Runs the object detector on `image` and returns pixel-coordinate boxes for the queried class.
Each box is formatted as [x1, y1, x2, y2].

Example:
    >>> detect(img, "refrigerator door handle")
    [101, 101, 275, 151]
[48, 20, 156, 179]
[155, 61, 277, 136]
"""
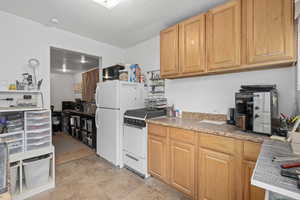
[95, 86, 100, 108]
[95, 110, 100, 128]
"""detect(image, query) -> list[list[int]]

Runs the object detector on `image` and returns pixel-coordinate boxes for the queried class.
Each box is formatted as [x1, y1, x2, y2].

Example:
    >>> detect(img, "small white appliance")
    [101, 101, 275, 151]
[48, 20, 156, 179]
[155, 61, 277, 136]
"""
[123, 108, 166, 177]
[95, 80, 145, 167]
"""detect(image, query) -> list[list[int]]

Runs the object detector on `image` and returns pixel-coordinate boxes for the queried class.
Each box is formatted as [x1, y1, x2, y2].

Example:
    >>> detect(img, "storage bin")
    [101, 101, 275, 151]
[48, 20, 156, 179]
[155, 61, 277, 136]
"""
[26, 129, 50, 139]
[23, 154, 51, 189]
[27, 122, 50, 131]
[26, 136, 51, 145]
[27, 117, 50, 125]
[26, 141, 50, 151]
[26, 111, 50, 119]
[8, 146, 23, 155]
[10, 162, 19, 194]
[0, 131, 24, 143]
[7, 140, 23, 149]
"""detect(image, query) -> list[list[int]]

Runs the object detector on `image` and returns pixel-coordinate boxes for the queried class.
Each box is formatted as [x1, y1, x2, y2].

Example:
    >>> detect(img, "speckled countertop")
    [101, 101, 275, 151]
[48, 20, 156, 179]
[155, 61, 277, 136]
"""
[147, 117, 270, 143]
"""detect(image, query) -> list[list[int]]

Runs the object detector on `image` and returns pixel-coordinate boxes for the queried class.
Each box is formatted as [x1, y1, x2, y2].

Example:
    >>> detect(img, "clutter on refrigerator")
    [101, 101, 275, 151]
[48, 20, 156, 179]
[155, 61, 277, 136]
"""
[129, 64, 144, 83]
[145, 70, 167, 109]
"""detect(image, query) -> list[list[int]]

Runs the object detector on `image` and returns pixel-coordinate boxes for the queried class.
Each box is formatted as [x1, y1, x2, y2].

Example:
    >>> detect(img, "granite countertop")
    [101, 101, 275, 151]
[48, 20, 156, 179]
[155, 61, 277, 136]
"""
[252, 140, 300, 199]
[147, 117, 269, 143]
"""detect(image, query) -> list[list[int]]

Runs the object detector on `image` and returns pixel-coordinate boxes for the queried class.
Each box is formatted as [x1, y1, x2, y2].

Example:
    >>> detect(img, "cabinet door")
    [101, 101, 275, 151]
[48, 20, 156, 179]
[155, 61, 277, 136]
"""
[148, 135, 168, 182]
[170, 140, 195, 197]
[179, 14, 206, 74]
[206, 0, 241, 71]
[246, 0, 295, 64]
[82, 72, 88, 101]
[243, 161, 265, 200]
[198, 148, 235, 200]
[160, 25, 179, 77]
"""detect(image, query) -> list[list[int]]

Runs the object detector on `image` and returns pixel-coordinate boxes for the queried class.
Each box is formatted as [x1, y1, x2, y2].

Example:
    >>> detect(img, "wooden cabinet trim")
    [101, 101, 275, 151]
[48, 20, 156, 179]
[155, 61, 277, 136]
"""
[243, 141, 261, 161]
[160, 24, 179, 77]
[243, 160, 265, 200]
[148, 124, 167, 138]
[246, 0, 295, 64]
[170, 140, 196, 197]
[148, 135, 168, 182]
[199, 133, 236, 155]
[198, 147, 236, 200]
[179, 13, 206, 74]
[206, 0, 242, 71]
[170, 128, 197, 145]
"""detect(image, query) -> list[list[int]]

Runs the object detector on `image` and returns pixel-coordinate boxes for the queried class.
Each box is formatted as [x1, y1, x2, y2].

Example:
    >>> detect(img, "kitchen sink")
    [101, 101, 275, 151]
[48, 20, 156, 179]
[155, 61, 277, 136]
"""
[198, 120, 226, 125]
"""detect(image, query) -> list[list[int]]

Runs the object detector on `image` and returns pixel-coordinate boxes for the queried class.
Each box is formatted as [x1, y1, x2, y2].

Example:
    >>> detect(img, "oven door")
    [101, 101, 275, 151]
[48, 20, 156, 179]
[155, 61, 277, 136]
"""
[123, 123, 147, 159]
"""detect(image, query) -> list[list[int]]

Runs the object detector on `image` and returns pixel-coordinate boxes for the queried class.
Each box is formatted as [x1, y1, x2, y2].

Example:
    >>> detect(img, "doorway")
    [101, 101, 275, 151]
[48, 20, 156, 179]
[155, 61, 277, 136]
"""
[50, 47, 101, 165]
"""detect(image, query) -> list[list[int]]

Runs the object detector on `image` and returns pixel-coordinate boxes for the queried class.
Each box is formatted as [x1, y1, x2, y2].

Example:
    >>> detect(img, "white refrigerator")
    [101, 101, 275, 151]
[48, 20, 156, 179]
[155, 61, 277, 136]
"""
[95, 80, 145, 167]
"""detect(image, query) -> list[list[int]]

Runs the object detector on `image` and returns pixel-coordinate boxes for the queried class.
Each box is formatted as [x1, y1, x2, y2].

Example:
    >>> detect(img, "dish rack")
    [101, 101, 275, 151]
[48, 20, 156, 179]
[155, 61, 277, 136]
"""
[145, 70, 167, 109]
[25, 110, 51, 152]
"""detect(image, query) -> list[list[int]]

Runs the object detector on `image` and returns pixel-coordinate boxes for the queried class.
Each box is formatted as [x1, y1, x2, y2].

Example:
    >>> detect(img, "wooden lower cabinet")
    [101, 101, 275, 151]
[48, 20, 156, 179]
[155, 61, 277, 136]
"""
[148, 135, 168, 182]
[148, 124, 264, 200]
[170, 140, 195, 197]
[198, 148, 235, 200]
[243, 161, 265, 200]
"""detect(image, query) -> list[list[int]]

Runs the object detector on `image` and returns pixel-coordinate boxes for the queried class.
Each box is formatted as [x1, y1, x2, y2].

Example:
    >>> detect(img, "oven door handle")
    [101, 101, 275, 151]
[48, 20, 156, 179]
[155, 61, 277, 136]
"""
[125, 154, 139, 162]
[124, 123, 145, 130]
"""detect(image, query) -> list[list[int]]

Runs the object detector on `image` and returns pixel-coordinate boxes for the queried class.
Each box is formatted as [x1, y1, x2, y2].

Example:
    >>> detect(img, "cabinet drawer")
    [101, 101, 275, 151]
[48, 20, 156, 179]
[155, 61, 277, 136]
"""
[199, 133, 236, 155]
[243, 141, 261, 161]
[170, 128, 196, 145]
[148, 124, 167, 137]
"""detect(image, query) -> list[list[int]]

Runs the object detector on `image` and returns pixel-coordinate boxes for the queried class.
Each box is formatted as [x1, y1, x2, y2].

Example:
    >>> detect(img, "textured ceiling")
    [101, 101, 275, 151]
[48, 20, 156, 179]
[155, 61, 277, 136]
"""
[0, 0, 227, 48]
[50, 47, 100, 74]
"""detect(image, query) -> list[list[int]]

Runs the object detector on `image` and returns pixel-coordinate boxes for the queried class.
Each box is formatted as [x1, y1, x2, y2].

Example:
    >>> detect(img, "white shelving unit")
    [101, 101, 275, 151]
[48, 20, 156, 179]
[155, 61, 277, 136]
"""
[0, 108, 55, 200]
[0, 90, 44, 112]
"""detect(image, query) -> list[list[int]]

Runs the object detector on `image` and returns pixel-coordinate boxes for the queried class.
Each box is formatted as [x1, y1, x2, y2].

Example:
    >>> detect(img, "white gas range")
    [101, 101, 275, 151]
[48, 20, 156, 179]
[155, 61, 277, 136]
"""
[122, 108, 166, 178]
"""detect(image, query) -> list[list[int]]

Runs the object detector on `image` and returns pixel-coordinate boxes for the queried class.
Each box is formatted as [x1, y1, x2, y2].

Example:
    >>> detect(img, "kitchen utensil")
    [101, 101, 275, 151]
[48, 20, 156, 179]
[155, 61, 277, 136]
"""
[280, 169, 300, 189]
[281, 162, 300, 169]
[272, 156, 300, 162]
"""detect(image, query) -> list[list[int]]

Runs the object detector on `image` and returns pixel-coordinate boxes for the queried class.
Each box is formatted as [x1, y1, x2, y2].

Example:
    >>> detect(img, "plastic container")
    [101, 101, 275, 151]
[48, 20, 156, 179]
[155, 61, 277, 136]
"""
[0, 131, 24, 143]
[26, 141, 50, 151]
[26, 129, 50, 139]
[10, 162, 19, 194]
[26, 111, 50, 119]
[23, 154, 51, 189]
[27, 136, 50, 145]
[27, 117, 50, 125]
[8, 146, 23, 155]
[27, 123, 50, 131]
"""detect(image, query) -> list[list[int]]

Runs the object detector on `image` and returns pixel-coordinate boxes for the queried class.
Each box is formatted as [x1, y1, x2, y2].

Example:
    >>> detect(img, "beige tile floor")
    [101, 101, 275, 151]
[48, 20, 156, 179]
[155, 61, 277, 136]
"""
[26, 155, 190, 200]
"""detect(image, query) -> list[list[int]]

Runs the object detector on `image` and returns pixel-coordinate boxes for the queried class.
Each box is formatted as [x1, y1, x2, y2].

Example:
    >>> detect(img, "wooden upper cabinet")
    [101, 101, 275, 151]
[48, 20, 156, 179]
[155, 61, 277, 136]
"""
[206, 0, 241, 71]
[245, 0, 295, 64]
[160, 25, 179, 77]
[198, 148, 236, 200]
[179, 14, 206, 74]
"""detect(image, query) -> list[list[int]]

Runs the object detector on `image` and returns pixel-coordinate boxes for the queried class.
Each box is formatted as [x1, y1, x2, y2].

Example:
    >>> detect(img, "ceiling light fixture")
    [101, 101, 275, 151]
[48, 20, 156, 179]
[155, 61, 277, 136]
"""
[80, 55, 87, 63]
[62, 63, 67, 73]
[93, 0, 124, 9]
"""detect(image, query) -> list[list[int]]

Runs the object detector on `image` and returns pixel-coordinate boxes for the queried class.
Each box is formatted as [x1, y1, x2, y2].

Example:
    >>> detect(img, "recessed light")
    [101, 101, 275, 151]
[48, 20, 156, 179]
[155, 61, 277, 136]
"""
[62, 63, 67, 72]
[50, 18, 59, 25]
[80, 55, 87, 64]
[93, 0, 124, 9]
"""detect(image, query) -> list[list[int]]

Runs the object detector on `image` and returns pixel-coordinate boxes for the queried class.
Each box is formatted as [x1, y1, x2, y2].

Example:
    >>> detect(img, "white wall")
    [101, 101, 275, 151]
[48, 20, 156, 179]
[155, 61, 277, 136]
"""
[50, 73, 76, 111]
[125, 36, 160, 72]
[0, 11, 125, 108]
[125, 36, 297, 115]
